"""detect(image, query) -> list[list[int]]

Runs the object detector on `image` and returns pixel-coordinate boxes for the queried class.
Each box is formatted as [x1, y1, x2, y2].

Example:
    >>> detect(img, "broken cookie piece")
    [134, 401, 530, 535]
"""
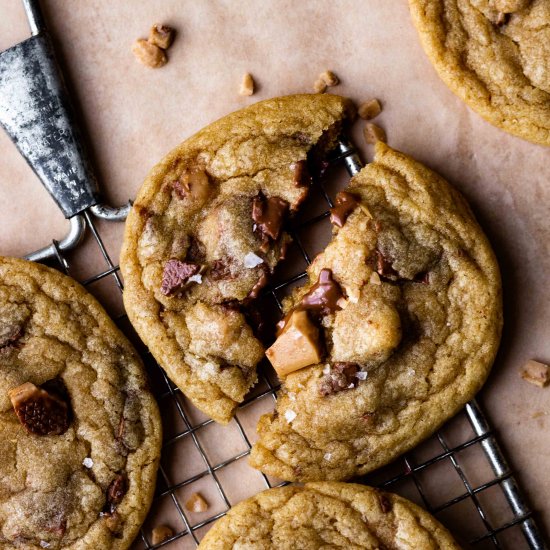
[9, 382, 70, 436]
[250, 142, 502, 482]
[266, 310, 323, 377]
[120, 95, 357, 423]
[520, 359, 550, 388]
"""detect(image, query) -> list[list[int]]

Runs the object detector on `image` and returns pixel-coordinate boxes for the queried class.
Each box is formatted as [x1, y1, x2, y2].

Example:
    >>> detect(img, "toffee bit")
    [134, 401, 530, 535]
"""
[520, 360, 550, 388]
[363, 122, 387, 144]
[358, 98, 382, 120]
[149, 24, 175, 50]
[320, 70, 339, 87]
[151, 525, 174, 545]
[239, 73, 255, 96]
[185, 492, 209, 513]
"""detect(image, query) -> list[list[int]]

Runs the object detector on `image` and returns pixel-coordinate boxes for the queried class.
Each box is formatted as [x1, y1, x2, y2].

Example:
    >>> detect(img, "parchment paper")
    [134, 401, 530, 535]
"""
[0, 0, 548, 545]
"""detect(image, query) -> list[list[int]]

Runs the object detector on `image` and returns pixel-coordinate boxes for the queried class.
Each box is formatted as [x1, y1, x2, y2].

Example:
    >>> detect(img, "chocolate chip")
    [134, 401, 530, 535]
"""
[301, 269, 344, 316]
[210, 259, 233, 281]
[186, 236, 206, 264]
[379, 494, 392, 513]
[252, 193, 289, 242]
[0, 325, 23, 350]
[160, 259, 200, 295]
[246, 268, 269, 301]
[329, 191, 359, 228]
[104, 473, 128, 515]
[318, 362, 359, 396]
[373, 250, 399, 280]
[292, 160, 312, 188]
[173, 179, 189, 199]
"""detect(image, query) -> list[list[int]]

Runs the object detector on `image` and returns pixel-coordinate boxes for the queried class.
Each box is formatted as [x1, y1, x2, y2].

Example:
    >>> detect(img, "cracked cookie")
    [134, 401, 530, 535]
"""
[0, 257, 161, 549]
[249, 142, 502, 481]
[120, 94, 355, 424]
[198, 482, 462, 549]
[409, 0, 550, 145]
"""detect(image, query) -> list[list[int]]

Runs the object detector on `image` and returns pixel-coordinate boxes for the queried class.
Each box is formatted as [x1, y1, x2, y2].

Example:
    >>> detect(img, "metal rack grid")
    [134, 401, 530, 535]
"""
[40, 145, 546, 550]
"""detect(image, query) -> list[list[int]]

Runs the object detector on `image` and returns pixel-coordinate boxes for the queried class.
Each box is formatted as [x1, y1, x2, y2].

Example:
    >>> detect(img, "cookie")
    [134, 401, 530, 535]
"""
[198, 482, 462, 549]
[0, 257, 162, 549]
[249, 142, 502, 481]
[120, 94, 355, 424]
[409, 0, 550, 146]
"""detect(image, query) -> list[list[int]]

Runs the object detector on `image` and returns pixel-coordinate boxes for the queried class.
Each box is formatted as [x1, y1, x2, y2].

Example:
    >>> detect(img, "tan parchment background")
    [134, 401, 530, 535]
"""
[0, 0, 548, 544]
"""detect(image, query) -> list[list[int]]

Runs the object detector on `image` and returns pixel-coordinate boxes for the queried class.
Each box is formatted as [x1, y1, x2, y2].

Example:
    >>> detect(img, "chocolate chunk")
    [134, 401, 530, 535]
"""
[173, 179, 189, 199]
[379, 494, 392, 513]
[301, 268, 344, 316]
[252, 193, 289, 242]
[104, 473, 128, 515]
[292, 160, 312, 188]
[373, 250, 398, 279]
[247, 269, 269, 301]
[318, 362, 359, 396]
[210, 259, 233, 281]
[0, 325, 23, 352]
[9, 382, 70, 436]
[186, 236, 206, 264]
[329, 191, 358, 228]
[496, 12, 510, 26]
[160, 259, 200, 295]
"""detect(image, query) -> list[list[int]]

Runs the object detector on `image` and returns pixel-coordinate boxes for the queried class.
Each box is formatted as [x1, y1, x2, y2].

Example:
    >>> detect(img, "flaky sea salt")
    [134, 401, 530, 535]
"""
[322, 364, 331, 375]
[188, 274, 203, 284]
[244, 252, 264, 268]
[288, 392, 296, 401]
[347, 383, 355, 389]
[324, 453, 332, 461]
[40, 542, 50, 549]
[82, 457, 93, 469]
[356, 371, 368, 381]
[284, 409, 297, 423]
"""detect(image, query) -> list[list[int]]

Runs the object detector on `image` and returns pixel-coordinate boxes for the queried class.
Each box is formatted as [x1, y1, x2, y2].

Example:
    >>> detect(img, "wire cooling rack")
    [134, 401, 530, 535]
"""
[30, 140, 546, 550]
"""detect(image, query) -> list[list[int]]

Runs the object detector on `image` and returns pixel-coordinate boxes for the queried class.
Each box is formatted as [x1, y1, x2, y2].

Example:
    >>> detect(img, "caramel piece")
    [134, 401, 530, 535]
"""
[358, 99, 382, 120]
[151, 525, 174, 545]
[266, 310, 323, 377]
[329, 191, 359, 228]
[363, 122, 387, 144]
[173, 169, 211, 207]
[149, 24, 175, 49]
[186, 492, 209, 513]
[320, 70, 339, 87]
[132, 39, 167, 68]
[239, 73, 255, 96]
[520, 360, 550, 388]
[301, 268, 344, 315]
